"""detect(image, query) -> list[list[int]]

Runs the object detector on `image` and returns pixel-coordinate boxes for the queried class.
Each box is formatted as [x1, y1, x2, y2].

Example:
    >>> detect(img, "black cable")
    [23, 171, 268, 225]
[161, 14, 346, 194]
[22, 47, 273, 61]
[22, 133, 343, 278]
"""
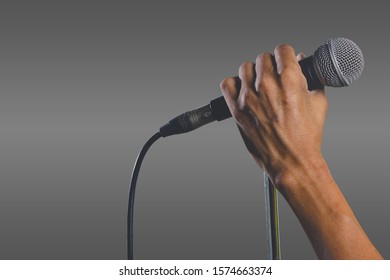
[127, 132, 162, 260]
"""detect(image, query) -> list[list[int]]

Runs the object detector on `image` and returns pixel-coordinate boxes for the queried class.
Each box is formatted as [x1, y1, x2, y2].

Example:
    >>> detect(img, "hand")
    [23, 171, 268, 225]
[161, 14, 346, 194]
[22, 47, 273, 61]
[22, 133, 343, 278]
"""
[220, 44, 328, 191]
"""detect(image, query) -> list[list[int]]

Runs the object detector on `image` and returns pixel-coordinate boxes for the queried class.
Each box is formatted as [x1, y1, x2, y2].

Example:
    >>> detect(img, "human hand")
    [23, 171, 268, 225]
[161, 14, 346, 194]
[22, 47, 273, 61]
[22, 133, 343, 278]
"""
[220, 44, 328, 191]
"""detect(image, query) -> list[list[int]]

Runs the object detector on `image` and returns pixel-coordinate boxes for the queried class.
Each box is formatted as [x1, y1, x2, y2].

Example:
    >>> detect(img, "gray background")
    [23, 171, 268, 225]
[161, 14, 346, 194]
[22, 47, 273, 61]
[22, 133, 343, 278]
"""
[0, 1, 388, 259]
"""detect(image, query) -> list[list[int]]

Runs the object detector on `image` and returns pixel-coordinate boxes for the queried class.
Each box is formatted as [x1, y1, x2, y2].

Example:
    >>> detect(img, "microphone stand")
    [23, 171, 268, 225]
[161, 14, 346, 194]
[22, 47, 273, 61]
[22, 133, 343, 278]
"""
[263, 172, 281, 259]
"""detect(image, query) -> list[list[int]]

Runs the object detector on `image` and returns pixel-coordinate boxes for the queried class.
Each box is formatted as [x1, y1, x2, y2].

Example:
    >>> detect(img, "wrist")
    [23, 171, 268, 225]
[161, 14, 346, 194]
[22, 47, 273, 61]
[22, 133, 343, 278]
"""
[271, 154, 352, 228]
[272, 155, 333, 196]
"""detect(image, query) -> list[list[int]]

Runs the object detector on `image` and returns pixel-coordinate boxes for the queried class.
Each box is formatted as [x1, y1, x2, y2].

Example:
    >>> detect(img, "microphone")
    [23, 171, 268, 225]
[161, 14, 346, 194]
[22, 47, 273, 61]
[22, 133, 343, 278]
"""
[159, 37, 364, 137]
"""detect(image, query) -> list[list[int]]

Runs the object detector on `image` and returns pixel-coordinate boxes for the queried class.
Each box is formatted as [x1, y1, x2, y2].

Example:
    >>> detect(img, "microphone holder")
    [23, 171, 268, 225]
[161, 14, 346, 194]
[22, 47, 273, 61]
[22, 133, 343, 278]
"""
[264, 172, 281, 260]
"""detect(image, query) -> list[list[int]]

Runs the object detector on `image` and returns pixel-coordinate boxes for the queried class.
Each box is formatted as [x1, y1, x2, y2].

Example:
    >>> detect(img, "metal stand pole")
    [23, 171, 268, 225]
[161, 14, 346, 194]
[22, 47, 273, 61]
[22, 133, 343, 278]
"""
[263, 172, 281, 260]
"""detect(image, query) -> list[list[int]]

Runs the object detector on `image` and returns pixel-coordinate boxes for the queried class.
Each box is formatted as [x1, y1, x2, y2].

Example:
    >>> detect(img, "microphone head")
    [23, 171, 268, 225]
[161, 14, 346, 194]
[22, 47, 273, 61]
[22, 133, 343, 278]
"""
[313, 37, 364, 87]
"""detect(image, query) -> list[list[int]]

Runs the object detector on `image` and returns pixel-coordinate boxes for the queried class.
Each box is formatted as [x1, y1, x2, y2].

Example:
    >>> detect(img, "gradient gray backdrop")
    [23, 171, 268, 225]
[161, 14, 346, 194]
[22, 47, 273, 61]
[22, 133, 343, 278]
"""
[0, 1, 389, 259]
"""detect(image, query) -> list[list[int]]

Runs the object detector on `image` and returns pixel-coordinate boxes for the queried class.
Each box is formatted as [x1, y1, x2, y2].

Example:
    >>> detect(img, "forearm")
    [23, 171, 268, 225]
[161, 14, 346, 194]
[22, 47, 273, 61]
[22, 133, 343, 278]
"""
[274, 157, 383, 259]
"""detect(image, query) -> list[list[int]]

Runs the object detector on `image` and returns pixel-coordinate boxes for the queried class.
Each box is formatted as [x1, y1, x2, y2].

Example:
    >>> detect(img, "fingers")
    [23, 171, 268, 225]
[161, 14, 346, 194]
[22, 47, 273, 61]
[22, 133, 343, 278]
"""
[274, 44, 300, 74]
[220, 76, 240, 102]
[238, 61, 260, 113]
[254, 52, 282, 116]
[220, 77, 241, 121]
[274, 44, 309, 92]
[220, 74, 264, 165]
[220, 76, 254, 129]
[221, 45, 310, 125]
[255, 52, 278, 93]
[239, 61, 256, 92]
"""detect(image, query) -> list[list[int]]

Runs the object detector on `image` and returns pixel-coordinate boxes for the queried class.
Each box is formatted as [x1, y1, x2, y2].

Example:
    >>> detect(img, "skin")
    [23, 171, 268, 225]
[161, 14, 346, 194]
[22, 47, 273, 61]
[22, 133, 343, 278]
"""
[220, 44, 383, 260]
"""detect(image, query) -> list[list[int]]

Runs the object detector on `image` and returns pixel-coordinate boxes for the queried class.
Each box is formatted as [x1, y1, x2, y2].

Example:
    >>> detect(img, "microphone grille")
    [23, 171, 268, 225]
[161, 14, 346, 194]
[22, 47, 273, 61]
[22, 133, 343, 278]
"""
[314, 37, 364, 87]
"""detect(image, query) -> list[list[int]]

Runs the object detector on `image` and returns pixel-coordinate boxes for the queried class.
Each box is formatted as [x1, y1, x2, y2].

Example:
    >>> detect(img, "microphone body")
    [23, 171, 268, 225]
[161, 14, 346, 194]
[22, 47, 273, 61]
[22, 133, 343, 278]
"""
[159, 38, 364, 137]
[159, 56, 321, 137]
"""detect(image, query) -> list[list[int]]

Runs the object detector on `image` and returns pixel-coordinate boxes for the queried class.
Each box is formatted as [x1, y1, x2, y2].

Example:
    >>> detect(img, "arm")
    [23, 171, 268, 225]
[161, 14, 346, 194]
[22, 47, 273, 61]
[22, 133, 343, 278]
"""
[220, 44, 382, 260]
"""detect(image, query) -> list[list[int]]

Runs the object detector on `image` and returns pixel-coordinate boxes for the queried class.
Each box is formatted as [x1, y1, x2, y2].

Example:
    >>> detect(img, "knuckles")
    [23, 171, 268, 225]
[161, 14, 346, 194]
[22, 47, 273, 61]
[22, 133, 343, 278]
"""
[220, 44, 312, 132]
[255, 52, 272, 65]
[279, 67, 298, 83]
[219, 77, 235, 92]
[238, 89, 252, 112]
[279, 67, 307, 90]
[274, 44, 295, 55]
[239, 61, 255, 78]
[240, 61, 254, 69]
[255, 75, 272, 93]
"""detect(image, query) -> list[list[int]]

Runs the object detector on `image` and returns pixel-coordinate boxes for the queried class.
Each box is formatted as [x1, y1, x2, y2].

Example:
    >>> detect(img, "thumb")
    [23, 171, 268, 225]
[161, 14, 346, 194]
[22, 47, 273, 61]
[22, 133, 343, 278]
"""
[296, 52, 306, 61]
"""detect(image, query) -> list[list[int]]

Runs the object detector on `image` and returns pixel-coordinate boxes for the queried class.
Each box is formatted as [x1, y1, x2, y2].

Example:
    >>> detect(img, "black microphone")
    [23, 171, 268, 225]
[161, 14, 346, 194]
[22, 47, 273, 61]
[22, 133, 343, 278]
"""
[159, 38, 364, 137]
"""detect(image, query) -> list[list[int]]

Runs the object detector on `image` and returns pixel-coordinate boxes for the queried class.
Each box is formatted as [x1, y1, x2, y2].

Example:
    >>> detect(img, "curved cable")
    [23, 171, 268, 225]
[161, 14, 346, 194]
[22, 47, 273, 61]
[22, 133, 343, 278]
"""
[127, 132, 162, 260]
